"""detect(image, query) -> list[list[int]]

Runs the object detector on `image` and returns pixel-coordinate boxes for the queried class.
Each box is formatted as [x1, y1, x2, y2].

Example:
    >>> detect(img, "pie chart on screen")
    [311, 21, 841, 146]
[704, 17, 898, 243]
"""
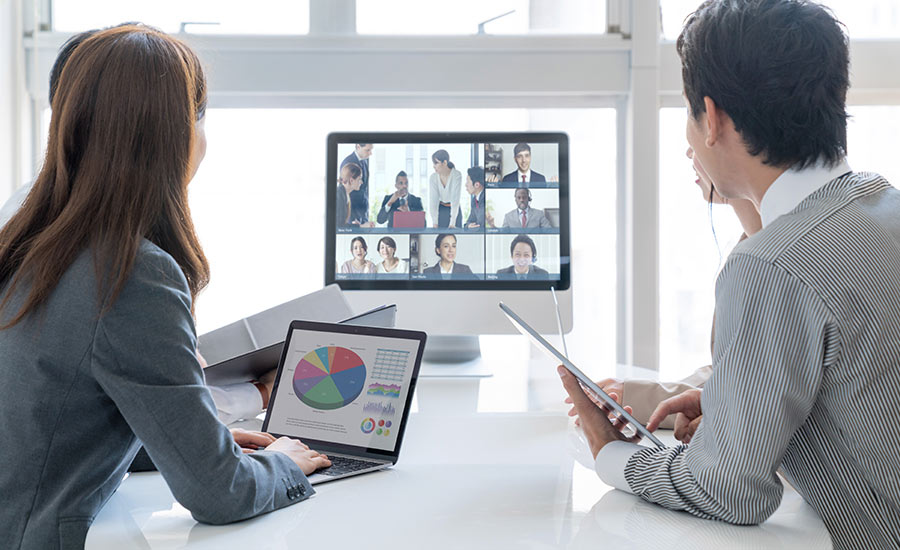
[292, 346, 367, 410]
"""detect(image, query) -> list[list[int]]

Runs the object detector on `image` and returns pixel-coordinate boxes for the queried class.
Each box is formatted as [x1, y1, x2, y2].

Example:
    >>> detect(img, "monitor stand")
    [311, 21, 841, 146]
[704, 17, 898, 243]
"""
[418, 335, 493, 378]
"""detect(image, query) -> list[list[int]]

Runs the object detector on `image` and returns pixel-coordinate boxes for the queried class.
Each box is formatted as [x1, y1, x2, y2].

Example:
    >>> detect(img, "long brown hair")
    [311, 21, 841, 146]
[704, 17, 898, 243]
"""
[0, 25, 210, 328]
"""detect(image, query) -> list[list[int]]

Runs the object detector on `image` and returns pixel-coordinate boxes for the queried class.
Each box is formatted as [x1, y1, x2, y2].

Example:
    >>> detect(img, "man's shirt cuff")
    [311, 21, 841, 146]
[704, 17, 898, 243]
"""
[207, 382, 265, 425]
[594, 440, 642, 494]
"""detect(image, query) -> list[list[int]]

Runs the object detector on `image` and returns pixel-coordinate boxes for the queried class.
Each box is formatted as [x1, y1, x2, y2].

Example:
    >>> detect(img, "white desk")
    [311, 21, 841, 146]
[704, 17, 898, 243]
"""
[85, 337, 832, 549]
[86, 414, 830, 549]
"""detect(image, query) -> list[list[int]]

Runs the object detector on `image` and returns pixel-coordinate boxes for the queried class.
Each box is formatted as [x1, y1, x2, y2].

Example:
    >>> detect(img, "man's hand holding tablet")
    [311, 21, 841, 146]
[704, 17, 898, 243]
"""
[557, 366, 642, 458]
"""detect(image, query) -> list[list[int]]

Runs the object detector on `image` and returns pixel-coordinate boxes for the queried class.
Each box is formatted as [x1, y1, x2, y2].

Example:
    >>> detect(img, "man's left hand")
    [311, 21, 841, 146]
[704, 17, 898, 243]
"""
[558, 366, 640, 458]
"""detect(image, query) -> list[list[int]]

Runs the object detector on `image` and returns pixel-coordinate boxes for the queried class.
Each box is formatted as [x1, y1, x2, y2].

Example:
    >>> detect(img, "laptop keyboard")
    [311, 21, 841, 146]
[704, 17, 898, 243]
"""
[318, 455, 382, 477]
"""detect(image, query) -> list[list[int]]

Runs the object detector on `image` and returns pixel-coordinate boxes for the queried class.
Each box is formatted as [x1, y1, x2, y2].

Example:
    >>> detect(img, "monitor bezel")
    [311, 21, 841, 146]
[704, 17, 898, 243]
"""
[325, 132, 571, 291]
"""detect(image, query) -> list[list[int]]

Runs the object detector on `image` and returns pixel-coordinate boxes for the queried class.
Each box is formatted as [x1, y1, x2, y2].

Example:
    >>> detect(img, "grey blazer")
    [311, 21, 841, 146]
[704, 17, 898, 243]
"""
[496, 265, 549, 277]
[0, 241, 313, 550]
[501, 207, 551, 229]
[422, 262, 475, 278]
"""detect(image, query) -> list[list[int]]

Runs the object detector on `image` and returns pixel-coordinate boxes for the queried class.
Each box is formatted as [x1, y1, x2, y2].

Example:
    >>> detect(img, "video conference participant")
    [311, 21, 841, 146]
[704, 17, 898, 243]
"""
[377, 170, 424, 228]
[562, 2, 900, 547]
[337, 163, 374, 228]
[502, 143, 546, 184]
[422, 234, 475, 278]
[496, 235, 549, 279]
[464, 166, 493, 228]
[501, 187, 551, 229]
[340, 236, 377, 274]
[340, 143, 373, 224]
[375, 236, 408, 274]
[428, 149, 463, 229]
[0, 25, 328, 550]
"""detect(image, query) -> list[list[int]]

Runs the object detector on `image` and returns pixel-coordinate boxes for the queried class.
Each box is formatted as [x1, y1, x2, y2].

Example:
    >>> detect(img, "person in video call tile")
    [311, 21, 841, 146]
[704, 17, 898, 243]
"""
[465, 166, 495, 229]
[377, 170, 424, 228]
[496, 234, 549, 279]
[337, 163, 374, 228]
[375, 236, 408, 274]
[340, 143, 373, 223]
[428, 149, 463, 228]
[502, 187, 552, 229]
[422, 234, 474, 278]
[502, 142, 546, 184]
[340, 236, 377, 274]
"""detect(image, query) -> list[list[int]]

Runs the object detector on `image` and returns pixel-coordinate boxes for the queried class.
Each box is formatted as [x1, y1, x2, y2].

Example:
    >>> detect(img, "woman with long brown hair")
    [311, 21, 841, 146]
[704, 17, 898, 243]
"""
[0, 25, 328, 549]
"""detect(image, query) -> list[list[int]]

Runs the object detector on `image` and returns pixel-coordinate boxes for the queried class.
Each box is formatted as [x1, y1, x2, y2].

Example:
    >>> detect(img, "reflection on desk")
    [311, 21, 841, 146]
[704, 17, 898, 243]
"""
[86, 413, 830, 549]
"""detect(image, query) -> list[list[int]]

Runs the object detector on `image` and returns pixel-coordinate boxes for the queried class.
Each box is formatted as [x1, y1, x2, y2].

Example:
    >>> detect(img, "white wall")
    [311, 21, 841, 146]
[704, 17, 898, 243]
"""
[0, 0, 21, 205]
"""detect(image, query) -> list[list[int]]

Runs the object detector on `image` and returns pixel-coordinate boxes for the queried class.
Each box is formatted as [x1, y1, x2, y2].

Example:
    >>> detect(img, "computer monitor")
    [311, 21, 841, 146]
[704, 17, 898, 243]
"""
[325, 133, 572, 363]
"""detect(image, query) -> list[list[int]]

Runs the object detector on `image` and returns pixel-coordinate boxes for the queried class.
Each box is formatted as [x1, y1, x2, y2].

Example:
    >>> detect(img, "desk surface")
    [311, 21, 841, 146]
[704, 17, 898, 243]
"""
[86, 337, 832, 549]
[86, 413, 830, 549]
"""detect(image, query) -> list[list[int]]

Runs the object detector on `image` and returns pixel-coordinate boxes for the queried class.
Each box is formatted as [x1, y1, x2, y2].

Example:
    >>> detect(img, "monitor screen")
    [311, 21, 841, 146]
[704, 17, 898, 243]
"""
[325, 133, 570, 291]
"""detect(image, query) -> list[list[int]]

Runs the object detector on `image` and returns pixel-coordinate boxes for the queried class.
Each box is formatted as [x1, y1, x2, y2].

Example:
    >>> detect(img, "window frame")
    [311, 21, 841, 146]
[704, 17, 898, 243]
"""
[13, 0, 900, 370]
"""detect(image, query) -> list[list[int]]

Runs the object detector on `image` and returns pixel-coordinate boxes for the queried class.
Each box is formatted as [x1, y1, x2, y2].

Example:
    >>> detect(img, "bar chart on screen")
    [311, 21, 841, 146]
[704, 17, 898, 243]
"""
[363, 401, 396, 416]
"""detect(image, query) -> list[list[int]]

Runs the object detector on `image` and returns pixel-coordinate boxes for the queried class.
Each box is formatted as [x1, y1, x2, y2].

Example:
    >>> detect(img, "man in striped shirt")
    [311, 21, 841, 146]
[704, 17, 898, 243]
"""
[561, 1, 900, 548]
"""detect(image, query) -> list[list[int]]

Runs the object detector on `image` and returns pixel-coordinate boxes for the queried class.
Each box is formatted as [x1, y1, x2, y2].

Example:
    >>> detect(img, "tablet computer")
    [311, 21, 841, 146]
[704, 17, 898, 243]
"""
[499, 301, 665, 448]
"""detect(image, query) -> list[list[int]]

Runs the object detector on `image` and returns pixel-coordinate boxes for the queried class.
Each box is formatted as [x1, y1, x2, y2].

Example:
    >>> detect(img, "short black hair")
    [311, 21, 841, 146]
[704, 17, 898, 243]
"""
[434, 233, 456, 256]
[466, 166, 484, 186]
[395, 170, 408, 182]
[513, 143, 531, 156]
[510, 234, 536, 258]
[677, 0, 849, 169]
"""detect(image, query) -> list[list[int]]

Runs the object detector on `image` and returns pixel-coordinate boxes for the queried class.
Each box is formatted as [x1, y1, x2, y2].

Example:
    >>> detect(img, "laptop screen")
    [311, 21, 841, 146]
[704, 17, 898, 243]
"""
[264, 322, 423, 455]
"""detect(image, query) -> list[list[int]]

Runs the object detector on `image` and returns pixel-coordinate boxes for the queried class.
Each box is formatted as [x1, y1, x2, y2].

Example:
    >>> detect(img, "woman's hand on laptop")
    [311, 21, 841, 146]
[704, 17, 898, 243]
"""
[230, 428, 276, 453]
[265, 437, 332, 475]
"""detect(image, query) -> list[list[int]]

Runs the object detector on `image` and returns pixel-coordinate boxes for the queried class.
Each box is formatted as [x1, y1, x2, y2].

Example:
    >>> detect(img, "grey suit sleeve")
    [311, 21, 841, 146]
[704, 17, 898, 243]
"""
[376, 196, 391, 225]
[539, 211, 552, 228]
[91, 246, 313, 524]
[623, 253, 833, 524]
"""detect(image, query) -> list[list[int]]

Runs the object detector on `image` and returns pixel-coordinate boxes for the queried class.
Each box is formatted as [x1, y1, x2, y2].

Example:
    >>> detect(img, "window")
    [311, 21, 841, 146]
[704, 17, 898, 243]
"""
[52, 0, 310, 34]
[661, 0, 900, 40]
[190, 108, 617, 374]
[847, 106, 900, 186]
[658, 108, 744, 381]
[658, 105, 900, 381]
[356, 0, 606, 35]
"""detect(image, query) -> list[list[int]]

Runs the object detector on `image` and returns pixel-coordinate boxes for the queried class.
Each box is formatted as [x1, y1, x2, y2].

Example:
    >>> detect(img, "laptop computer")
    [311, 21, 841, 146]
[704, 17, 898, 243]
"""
[262, 320, 427, 484]
[393, 210, 426, 228]
[203, 304, 397, 386]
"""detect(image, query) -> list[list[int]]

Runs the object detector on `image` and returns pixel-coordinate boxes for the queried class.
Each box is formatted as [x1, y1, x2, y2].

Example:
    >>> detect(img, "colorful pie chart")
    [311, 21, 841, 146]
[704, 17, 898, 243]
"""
[293, 346, 367, 410]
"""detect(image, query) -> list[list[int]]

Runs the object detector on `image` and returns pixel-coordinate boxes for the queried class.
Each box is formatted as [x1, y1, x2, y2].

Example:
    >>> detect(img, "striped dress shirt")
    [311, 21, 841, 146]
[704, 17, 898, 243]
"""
[599, 169, 900, 550]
